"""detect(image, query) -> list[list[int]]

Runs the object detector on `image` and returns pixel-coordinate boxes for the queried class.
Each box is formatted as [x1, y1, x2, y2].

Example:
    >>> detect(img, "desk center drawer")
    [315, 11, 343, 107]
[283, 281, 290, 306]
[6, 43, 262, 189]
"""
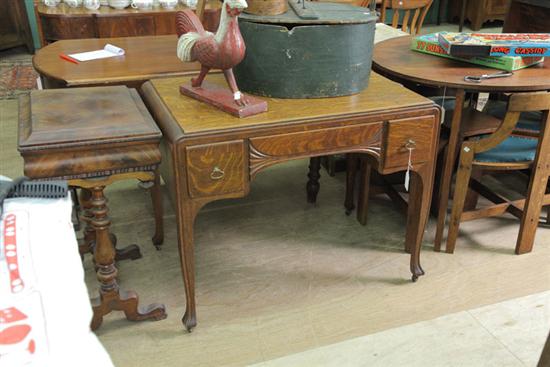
[185, 141, 246, 198]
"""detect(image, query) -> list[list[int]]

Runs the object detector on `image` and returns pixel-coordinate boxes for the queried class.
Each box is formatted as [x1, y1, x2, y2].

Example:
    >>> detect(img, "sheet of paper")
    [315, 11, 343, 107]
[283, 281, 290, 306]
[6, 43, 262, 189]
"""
[374, 23, 409, 44]
[68, 44, 125, 62]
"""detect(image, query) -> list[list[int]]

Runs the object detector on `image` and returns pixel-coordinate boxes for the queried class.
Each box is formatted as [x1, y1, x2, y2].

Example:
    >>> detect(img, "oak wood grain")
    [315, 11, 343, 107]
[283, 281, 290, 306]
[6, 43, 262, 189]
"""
[33, 36, 209, 88]
[149, 73, 433, 135]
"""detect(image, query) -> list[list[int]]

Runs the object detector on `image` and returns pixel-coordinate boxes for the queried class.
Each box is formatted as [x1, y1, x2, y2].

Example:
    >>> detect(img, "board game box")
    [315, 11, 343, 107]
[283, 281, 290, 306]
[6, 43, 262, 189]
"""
[411, 33, 544, 71]
[438, 32, 550, 57]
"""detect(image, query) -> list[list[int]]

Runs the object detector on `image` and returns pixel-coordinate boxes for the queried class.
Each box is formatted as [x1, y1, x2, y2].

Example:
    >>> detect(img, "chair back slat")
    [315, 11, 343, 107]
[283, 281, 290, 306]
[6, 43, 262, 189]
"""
[410, 8, 420, 35]
[401, 10, 411, 33]
[390, 0, 430, 9]
[508, 92, 550, 112]
[391, 9, 400, 28]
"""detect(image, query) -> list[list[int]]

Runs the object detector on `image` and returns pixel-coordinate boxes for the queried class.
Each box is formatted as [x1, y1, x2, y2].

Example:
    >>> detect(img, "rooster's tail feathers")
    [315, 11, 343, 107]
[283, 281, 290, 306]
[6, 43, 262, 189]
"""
[176, 32, 202, 62]
[175, 10, 206, 37]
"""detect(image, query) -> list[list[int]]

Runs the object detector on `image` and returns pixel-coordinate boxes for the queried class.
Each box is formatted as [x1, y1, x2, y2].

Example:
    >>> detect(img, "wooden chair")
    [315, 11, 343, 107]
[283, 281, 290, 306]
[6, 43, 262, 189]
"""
[379, 0, 434, 35]
[445, 92, 550, 255]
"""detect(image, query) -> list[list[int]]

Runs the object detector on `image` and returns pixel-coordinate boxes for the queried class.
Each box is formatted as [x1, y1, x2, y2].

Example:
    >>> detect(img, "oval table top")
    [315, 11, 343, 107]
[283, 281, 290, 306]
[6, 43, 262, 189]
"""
[33, 35, 204, 88]
[372, 36, 550, 92]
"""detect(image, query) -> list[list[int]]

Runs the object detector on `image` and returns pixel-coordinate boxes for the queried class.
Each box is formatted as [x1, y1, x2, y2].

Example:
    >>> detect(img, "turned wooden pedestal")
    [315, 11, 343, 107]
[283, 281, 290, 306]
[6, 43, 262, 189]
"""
[18, 86, 167, 330]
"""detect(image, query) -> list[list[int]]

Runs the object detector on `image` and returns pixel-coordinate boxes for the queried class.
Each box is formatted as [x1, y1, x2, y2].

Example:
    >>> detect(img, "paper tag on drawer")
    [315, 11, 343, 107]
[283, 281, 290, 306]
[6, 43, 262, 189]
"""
[404, 145, 414, 192]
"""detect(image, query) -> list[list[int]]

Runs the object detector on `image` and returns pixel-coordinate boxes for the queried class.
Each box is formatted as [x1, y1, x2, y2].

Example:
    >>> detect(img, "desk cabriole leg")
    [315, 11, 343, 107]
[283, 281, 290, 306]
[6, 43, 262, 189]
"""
[434, 89, 465, 252]
[89, 186, 167, 331]
[178, 201, 200, 332]
[406, 163, 434, 282]
[307, 157, 322, 203]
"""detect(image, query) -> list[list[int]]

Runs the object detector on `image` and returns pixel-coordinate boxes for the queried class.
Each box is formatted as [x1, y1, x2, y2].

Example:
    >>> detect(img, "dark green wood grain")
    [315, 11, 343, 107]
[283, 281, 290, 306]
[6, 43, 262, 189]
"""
[235, 20, 376, 98]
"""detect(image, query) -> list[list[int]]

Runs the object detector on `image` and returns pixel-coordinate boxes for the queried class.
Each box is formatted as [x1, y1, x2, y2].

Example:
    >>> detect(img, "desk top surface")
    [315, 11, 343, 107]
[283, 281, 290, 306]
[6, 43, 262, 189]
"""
[147, 72, 434, 136]
[33, 35, 204, 87]
[18, 86, 160, 151]
[373, 36, 550, 92]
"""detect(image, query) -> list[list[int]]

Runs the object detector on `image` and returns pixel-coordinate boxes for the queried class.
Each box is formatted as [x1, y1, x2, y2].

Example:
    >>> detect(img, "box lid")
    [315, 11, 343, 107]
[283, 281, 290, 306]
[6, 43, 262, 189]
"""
[18, 86, 161, 152]
[240, 2, 377, 25]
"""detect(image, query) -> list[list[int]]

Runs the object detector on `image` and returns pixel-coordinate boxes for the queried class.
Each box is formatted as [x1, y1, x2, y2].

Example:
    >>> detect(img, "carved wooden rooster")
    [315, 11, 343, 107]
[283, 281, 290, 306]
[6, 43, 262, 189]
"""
[176, 0, 249, 106]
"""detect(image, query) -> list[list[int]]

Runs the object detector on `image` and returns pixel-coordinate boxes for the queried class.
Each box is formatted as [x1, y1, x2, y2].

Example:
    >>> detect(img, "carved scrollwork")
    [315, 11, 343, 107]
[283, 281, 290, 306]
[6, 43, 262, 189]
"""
[249, 125, 383, 178]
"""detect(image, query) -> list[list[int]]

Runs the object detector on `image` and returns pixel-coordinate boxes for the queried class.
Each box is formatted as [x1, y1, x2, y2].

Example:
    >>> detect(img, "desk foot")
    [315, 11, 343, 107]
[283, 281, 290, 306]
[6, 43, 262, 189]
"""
[182, 311, 197, 332]
[91, 289, 167, 331]
[411, 266, 424, 282]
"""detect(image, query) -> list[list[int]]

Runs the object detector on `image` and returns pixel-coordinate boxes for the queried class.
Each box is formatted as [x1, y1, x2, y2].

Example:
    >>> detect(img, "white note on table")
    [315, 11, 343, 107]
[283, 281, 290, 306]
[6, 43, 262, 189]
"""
[68, 44, 125, 62]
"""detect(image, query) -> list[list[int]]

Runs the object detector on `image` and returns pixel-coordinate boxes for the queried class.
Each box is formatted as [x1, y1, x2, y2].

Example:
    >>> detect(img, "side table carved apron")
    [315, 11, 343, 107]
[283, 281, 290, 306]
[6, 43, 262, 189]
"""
[18, 86, 167, 330]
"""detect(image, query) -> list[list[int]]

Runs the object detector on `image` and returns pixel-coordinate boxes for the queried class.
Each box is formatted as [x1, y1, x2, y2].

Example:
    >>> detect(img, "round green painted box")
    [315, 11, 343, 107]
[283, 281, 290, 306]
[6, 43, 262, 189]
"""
[234, 2, 378, 99]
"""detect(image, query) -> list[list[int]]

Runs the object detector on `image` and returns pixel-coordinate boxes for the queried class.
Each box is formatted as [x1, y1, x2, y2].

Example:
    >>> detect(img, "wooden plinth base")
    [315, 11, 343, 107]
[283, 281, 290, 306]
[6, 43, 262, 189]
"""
[180, 82, 267, 118]
[91, 288, 167, 331]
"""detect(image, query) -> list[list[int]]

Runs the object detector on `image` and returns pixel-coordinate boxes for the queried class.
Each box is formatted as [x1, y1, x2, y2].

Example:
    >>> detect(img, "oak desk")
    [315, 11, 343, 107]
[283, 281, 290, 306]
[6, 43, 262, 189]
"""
[141, 73, 441, 331]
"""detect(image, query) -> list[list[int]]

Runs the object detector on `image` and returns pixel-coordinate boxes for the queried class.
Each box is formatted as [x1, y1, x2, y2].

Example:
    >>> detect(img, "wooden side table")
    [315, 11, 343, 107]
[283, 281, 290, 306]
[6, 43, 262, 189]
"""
[141, 73, 441, 331]
[32, 35, 207, 90]
[18, 86, 167, 330]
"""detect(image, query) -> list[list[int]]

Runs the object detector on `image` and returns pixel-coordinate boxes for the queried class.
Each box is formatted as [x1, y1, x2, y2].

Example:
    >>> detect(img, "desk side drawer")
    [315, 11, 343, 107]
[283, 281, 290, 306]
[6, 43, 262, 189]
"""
[185, 141, 246, 198]
[383, 115, 436, 169]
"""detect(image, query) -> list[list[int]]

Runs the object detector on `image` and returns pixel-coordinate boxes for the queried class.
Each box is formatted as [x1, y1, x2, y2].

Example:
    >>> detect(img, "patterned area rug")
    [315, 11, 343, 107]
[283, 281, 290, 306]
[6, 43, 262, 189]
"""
[0, 59, 38, 100]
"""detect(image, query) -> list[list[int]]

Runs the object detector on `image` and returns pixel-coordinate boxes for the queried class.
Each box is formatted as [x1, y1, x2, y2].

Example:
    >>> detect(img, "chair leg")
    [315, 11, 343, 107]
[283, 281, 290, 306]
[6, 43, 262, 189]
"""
[464, 167, 481, 211]
[546, 205, 550, 225]
[344, 153, 358, 215]
[356, 158, 372, 226]
[445, 145, 474, 254]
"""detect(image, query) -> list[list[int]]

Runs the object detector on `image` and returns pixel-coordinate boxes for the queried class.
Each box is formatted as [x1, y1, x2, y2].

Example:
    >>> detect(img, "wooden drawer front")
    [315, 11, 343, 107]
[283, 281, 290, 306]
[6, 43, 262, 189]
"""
[186, 141, 246, 198]
[383, 115, 436, 169]
[42, 17, 96, 41]
[97, 16, 155, 38]
[154, 13, 177, 35]
[249, 123, 383, 157]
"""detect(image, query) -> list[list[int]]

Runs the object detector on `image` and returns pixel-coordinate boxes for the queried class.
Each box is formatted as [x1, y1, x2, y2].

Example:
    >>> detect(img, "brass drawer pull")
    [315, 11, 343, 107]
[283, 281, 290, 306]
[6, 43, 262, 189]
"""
[210, 166, 225, 180]
[405, 139, 416, 150]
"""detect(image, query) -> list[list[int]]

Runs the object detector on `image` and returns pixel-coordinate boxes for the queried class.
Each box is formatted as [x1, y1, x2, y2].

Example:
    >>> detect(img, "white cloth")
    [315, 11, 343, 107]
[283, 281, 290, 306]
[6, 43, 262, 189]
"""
[0, 195, 114, 367]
